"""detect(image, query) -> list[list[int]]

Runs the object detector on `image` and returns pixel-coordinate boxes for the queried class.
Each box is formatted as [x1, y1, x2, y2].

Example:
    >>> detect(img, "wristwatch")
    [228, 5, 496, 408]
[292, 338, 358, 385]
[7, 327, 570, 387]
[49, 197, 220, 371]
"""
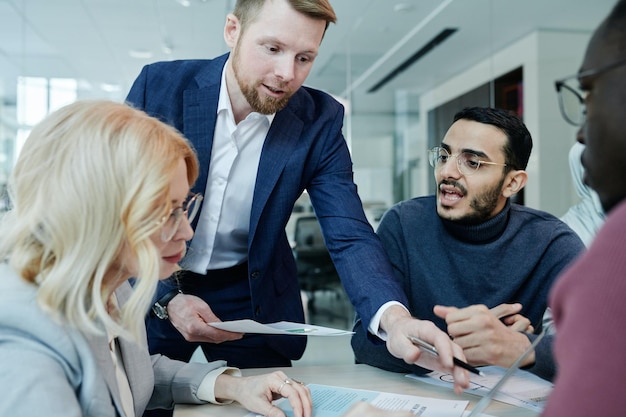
[152, 289, 182, 320]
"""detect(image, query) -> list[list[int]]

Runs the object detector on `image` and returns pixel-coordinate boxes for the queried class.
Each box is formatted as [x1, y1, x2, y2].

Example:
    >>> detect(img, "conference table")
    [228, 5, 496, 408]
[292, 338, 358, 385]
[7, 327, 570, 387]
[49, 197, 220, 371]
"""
[174, 364, 539, 417]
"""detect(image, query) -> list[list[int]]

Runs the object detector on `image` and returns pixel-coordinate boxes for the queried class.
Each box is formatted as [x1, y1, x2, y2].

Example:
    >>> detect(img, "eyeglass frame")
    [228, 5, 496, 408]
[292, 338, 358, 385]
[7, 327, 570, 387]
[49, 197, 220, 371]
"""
[555, 57, 626, 126]
[159, 193, 203, 242]
[428, 146, 507, 176]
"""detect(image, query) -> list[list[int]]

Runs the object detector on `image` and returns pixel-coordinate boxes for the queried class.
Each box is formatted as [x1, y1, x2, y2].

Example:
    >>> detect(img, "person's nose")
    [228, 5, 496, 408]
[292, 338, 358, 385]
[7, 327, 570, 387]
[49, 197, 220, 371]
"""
[439, 155, 462, 179]
[274, 55, 295, 82]
[174, 216, 194, 242]
[576, 123, 586, 145]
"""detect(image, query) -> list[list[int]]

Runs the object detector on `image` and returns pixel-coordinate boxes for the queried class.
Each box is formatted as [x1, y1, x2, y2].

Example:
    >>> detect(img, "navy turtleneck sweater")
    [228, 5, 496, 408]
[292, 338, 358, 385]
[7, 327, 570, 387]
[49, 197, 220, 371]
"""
[352, 195, 584, 380]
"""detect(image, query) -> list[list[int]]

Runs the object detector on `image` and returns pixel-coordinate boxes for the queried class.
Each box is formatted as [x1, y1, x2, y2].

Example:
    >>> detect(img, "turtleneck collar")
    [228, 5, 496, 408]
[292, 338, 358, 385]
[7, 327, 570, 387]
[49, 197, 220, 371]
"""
[440, 200, 511, 243]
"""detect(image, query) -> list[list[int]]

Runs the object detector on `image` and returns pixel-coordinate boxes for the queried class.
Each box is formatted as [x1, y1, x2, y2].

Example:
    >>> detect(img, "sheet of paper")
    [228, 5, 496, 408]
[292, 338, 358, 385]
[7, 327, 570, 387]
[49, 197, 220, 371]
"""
[461, 411, 496, 417]
[407, 366, 553, 412]
[208, 320, 354, 336]
[246, 383, 468, 417]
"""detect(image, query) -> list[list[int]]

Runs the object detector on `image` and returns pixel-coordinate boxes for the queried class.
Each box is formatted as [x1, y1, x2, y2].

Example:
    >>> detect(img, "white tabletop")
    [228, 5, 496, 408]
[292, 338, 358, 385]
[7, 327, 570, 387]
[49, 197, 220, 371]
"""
[174, 364, 539, 417]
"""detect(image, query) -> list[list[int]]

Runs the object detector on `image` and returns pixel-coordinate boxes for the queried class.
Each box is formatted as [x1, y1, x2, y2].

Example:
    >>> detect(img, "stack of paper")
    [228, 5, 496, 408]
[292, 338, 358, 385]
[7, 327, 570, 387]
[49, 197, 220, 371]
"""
[208, 320, 354, 336]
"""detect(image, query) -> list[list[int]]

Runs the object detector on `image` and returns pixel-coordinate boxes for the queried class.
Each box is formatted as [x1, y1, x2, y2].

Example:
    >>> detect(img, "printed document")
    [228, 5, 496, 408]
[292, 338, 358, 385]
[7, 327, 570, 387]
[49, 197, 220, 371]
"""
[247, 383, 468, 417]
[407, 366, 553, 412]
[208, 320, 354, 336]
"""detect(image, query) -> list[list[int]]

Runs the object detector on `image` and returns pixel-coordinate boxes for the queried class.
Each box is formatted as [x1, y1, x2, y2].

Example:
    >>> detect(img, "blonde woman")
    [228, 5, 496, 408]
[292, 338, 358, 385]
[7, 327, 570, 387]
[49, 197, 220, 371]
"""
[0, 100, 311, 417]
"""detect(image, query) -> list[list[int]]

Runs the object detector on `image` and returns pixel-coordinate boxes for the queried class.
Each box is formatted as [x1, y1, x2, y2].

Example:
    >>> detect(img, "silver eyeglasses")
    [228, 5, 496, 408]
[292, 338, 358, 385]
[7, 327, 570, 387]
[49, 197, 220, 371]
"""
[555, 57, 626, 126]
[160, 193, 203, 242]
[428, 146, 507, 176]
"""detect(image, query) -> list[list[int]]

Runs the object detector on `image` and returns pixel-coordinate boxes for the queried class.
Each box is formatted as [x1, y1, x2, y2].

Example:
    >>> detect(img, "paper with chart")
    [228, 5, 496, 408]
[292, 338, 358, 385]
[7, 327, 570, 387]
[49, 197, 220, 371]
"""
[247, 383, 468, 417]
[208, 319, 354, 336]
[406, 366, 553, 412]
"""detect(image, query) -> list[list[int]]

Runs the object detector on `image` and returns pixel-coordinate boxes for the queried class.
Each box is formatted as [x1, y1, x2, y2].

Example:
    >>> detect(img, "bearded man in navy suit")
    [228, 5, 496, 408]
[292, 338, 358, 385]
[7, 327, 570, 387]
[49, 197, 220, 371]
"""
[127, 0, 469, 396]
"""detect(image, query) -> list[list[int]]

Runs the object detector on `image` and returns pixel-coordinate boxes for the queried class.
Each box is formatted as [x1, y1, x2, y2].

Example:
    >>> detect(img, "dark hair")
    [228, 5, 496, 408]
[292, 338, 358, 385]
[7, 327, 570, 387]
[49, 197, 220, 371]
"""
[603, 0, 626, 47]
[453, 107, 533, 170]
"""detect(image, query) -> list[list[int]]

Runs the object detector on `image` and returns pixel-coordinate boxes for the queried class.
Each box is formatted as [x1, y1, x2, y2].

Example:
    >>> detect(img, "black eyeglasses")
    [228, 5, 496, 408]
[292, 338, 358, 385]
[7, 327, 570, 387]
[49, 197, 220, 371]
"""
[555, 57, 626, 126]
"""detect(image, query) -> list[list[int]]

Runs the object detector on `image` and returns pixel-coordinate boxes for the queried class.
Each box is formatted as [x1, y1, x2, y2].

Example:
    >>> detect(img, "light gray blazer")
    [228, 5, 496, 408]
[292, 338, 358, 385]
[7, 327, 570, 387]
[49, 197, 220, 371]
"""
[0, 264, 225, 417]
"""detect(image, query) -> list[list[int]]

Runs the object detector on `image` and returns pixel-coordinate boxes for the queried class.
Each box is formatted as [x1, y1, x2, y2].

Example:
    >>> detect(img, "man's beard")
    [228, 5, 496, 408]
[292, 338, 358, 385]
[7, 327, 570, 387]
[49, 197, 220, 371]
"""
[439, 177, 505, 225]
[232, 48, 293, 115]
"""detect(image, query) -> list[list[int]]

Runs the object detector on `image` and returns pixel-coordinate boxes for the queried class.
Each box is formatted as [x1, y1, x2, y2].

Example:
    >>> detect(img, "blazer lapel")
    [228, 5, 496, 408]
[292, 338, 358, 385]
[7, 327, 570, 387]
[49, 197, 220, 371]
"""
[86, 332, 127, 417]
[249, 106, 303, 243]
[183, 54, 227, 196]
[183, 89, 218, 197]
[114, 283, 153, 416]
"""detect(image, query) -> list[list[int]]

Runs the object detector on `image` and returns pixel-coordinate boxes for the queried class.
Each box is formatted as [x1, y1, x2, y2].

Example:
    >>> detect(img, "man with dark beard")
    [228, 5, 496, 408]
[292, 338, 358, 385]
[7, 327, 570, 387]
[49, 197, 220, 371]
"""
[352, 107, 584, 381]
[126, 0, 472, 403]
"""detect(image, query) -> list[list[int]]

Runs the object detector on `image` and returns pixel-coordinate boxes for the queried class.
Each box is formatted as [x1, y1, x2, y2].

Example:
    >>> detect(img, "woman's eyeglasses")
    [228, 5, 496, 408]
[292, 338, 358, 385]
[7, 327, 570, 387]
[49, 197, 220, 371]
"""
[159, 193, 203, 242]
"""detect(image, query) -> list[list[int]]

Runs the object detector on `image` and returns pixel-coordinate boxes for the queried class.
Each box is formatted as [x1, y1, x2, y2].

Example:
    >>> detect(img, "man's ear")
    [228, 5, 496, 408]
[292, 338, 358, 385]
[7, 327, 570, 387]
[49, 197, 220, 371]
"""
[224, 13, 240, 48]
[502, 170, 528, 198]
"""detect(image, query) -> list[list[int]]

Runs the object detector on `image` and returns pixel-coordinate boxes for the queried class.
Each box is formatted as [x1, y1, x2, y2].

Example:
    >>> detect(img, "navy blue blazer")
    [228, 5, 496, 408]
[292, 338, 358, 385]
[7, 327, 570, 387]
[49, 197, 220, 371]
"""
[126, 54, 408, 358]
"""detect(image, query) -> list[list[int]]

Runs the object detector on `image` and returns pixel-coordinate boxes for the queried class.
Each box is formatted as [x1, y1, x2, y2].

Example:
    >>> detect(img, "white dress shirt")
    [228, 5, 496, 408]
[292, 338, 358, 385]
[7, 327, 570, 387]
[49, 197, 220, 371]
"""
[185, 63, 274, 272]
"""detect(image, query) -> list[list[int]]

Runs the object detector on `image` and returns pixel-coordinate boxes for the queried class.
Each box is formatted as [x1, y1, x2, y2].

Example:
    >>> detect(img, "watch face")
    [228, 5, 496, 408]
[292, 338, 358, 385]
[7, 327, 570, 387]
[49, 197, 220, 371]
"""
[152, 304, 168, 320]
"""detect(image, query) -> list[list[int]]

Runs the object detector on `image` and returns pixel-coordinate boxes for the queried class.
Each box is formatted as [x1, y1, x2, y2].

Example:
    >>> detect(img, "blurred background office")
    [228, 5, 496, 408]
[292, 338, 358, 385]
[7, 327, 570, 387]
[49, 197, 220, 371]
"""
[0, 0, 616, 346]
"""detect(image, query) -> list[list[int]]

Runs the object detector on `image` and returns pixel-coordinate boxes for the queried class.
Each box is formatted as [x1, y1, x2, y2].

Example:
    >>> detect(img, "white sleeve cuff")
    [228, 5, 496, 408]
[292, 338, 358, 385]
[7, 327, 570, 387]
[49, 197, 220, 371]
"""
[367, 301, 409, 341]
[196, 366, 242, 404]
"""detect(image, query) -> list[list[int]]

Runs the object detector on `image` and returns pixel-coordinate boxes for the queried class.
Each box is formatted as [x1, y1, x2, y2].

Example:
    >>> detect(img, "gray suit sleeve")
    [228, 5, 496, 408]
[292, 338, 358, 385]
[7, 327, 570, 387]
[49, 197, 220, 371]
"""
[148, 355, 229, 409]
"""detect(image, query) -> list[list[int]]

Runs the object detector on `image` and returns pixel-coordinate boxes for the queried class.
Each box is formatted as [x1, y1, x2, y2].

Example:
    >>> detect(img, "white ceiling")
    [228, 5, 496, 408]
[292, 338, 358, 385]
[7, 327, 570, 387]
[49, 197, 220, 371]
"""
[0, 0, 618, 123]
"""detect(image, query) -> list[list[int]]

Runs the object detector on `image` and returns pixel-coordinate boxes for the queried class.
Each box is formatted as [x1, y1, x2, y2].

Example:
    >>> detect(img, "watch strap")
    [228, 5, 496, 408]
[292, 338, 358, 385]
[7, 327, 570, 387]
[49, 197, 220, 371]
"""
[152, 289, 181, 319]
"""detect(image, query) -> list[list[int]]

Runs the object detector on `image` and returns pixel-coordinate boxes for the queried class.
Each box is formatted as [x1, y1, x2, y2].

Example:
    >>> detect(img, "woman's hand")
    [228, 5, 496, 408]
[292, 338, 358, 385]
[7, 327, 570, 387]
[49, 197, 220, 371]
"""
[215, 371, 312, 417]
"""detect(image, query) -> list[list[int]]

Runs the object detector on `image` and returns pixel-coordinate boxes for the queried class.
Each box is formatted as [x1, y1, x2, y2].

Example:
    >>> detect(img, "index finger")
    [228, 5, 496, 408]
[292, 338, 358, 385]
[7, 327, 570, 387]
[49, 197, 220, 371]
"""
[433, 305, 458, 320]
[435, 304, 481, 323]
[281, 381, 312, 417]
[430, 333, 470, 394]
[490, 303, 522, 319]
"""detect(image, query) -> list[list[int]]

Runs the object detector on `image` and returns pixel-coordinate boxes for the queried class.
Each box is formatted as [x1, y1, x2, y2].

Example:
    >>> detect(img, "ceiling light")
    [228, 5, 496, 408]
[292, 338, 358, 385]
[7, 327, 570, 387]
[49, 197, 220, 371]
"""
[175, 0, 191, 6]
[128, 49, 153, 59]
[394, 3, 414, 13]
[100, 83, 121, 93]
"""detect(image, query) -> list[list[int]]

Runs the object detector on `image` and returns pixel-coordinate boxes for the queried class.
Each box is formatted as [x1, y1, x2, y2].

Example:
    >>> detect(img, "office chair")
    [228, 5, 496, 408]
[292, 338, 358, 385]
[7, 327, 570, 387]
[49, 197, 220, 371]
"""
[292, 215, 350, 326]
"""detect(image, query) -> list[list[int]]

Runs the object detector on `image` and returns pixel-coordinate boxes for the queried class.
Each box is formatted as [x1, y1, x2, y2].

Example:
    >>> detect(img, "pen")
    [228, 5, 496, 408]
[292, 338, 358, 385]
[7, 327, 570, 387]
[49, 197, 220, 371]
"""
[407, 335, 484, 376]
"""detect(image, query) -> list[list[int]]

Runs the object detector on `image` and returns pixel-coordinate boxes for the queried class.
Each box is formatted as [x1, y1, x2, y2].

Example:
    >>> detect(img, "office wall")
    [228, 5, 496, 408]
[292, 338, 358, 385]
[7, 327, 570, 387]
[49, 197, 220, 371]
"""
[353, 135, 394, 208]
[348, 112, 395, 208]
[411, 29, 591, 216]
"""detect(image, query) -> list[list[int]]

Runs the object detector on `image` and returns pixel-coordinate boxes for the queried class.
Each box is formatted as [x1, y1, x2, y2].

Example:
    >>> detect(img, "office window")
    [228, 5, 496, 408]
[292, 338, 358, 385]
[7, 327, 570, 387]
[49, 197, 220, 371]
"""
[15, 77, 77, 161]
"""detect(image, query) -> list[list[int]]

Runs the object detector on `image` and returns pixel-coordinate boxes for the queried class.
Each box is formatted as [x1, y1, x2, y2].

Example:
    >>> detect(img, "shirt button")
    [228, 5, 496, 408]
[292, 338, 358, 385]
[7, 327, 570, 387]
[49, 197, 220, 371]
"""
[251, 271, 260, 279]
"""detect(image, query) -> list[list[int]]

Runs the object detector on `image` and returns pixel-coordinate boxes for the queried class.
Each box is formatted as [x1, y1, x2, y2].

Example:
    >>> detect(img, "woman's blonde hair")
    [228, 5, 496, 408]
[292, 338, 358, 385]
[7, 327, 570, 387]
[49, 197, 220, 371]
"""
[0, 100, 199, 340]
